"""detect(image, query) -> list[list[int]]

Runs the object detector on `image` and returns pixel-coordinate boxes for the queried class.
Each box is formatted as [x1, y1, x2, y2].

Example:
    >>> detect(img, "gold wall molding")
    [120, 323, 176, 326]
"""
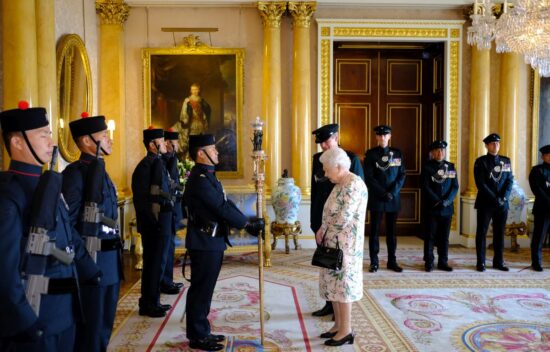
[258, 2, 287, 28]
[288, 1, 317, 28]
[317, 19, 463, 231]
[96, 0, 129, 25]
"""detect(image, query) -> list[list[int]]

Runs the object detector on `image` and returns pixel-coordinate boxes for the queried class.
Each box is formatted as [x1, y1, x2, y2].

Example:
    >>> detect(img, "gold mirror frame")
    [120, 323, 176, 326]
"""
[56, 34, 93, 162]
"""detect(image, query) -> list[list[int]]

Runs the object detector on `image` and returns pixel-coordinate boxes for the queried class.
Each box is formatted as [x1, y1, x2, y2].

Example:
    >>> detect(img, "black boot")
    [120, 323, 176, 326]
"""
[312, 301, 333, 317]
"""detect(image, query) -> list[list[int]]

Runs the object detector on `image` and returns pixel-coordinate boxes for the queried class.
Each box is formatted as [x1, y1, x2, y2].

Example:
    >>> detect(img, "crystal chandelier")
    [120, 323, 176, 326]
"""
[468, 0, 550, 76]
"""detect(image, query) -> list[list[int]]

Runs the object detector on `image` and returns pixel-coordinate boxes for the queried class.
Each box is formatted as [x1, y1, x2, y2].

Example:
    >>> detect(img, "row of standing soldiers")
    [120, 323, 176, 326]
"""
[310, 123, 550, 318]
[0, 103, 122, 352]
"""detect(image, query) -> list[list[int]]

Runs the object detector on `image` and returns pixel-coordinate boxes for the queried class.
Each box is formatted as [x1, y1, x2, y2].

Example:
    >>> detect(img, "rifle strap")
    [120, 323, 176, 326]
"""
[182, 251, 191, 282]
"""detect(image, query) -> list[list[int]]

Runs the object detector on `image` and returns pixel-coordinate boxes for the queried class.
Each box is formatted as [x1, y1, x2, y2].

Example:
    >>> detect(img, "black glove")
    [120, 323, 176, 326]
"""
[12, 321, 44, 342]
[245, 217, 265, 237]
[383, 192, 394, 202]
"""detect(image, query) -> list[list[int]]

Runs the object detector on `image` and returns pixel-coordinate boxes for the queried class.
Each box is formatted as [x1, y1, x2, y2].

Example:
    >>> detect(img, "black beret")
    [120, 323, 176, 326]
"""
[0, 101, 49, 133]
[483, 133, 501, 144]
[164, 129, 179, 141]
[69, 112, 107, 141]
[143, 126, 164, 143]
[429, 140, 448, 150]
[312, 123, 338, 143]
[540, 144, 550, 154]
[374, 124, 392, 135]
[189, 134, 215, 150]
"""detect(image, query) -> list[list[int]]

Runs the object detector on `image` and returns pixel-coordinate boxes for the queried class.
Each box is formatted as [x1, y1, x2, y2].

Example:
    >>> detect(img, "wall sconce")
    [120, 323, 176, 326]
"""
[107, 119, 115, 140]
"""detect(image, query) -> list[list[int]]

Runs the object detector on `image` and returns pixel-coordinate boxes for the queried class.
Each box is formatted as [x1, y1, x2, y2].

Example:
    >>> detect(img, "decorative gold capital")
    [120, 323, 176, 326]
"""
[288, 1, 316, 28]
[96, 0, 129, 25]
[258, 2, 286, 29]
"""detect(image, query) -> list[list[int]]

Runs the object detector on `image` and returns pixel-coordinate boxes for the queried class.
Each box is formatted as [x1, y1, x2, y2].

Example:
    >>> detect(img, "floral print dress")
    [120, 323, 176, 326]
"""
[318, 173, 368, 303]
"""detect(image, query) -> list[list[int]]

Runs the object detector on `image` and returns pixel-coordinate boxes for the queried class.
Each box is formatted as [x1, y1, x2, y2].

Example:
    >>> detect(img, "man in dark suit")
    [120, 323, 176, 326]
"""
[0, 101, 100, 351]
[132, 127, 173, 317]
[160, 128, 184, 293]
[363, 125, 406, 273]
[474, 133, 514, 272]
[528, 144, 550, 272]
[62, 112, 123, 351]
[310, 123, 364, 317]
[184, 134, 264, 351]
[421, 140, 459, 272]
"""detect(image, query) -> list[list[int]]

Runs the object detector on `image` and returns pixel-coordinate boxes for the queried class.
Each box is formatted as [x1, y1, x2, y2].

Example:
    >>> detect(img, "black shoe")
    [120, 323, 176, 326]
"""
[159, 304, 171, 311]
[320, 331, 337, 338]
[312, 302, 333, 317]
[387, 263, 403, 272]
[324, 332, 355, 346]
[425, 264, 433, 272]
[173, 282, 184, 289]
[189, 337, 224, 351]
[492, 264, 509, 271]
[207, 334, 225, 343]
[160, 284, 180, 295]
[368, 264, 379, 273]
[532, 264, 544, 272]
[139, 306, 166, 318]
[437, 263, 453, 272]
[476, 264, 486, 272]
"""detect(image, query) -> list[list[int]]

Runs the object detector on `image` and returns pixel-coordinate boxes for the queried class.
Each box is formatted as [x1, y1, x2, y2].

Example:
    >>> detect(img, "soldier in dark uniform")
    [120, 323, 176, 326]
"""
[363, 125, 406, 273]
[131, 127, 173, 317]
[184, 134, 264, 351]
[0, 101, 100, 352]
[62, 112, 123, 351]
[160, 128, 184, 293]
[310, 123, 364, 317]
[528, 144, 550, 272]
[474, 133, 514, 272]
[421, 140, 459, 272]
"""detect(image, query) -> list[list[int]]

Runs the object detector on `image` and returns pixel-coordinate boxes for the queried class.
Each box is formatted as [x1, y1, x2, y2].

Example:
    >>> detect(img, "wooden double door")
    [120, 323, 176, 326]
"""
[334, 42, 445, 236]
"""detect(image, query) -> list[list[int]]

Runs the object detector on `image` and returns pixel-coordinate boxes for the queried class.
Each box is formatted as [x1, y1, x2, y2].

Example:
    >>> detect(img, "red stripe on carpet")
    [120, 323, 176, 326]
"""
[147, 287, 188, 351]
[291, 286, 312, 351]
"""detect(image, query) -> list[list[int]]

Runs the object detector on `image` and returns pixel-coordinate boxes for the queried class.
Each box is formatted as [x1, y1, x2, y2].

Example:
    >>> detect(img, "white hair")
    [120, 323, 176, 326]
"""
[319, 147, 351, 170]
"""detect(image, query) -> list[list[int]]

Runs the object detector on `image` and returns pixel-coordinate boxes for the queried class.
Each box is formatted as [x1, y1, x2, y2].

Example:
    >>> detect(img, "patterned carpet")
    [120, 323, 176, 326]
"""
[108, 240, 550, 351]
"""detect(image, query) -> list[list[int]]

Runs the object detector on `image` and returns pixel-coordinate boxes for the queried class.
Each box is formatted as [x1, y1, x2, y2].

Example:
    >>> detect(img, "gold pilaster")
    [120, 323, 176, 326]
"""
[258, 2, 286, 191]
[288, 1, 316, 195]
[498, 52, 521, 175]
[464, 47, 490, 197]
[36, 0, 58, 144]
[96, 0, 130, 193]
[2, 0, 39, 168]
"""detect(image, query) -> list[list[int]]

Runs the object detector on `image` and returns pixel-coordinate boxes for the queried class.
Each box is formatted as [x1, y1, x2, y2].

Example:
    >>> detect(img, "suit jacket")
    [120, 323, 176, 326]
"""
[363, 146, 406, 212]
[421, 159, 459, 217]
[529, 162, 550, 215]
[474, 154, 514, 210]
[183, 163, 247, 251]
[310, 150, 364, 233]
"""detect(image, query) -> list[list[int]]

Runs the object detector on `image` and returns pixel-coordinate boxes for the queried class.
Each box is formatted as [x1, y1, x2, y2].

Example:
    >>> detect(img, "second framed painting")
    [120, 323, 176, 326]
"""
[143, 40, 244, 178]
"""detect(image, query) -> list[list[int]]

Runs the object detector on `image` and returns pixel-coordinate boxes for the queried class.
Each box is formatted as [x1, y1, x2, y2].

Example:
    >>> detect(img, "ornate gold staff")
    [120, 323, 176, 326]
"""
[251, 117, 266, 345]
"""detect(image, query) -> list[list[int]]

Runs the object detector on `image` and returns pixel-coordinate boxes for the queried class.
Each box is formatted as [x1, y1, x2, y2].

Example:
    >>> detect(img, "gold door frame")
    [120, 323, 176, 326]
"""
[316, 19, 463, 231]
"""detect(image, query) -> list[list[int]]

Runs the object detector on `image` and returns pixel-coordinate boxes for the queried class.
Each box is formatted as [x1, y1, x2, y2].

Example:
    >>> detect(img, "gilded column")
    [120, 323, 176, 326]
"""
[464, 47, 490, 197]
[258, 2, 286, 191]
[288, 1, 316, 195]
[2, 0, 39, 168]
[96, 0, 129, 193]
[497, 52, 521, 175]
[36, 0, 58, 143]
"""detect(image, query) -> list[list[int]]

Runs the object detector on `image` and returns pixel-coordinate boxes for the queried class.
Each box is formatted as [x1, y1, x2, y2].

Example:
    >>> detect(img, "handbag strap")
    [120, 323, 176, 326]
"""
[321, 229, 340, 249]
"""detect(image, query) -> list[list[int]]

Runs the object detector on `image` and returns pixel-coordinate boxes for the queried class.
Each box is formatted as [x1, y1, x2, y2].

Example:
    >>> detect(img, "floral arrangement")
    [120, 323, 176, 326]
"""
[177, 158, 195, 188]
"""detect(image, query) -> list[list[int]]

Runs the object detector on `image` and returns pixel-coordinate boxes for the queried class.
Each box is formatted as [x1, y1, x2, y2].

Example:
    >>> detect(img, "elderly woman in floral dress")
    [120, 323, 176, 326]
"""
[316, 147, 368, 346]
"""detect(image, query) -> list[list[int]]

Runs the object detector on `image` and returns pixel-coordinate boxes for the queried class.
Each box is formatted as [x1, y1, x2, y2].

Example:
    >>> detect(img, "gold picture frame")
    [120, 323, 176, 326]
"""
[142, 38, 244, 178]
[530, 70, 549, 165]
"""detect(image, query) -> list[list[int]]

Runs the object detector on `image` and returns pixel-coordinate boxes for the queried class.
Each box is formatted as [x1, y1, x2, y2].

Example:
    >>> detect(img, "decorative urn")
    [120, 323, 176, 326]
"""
[507, 180, 527, 225]
[271, 169, 301, 224]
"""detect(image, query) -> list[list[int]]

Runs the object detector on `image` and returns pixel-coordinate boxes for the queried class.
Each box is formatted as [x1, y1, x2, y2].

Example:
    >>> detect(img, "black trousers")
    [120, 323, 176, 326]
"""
[186, 249, 224, 341]
[423, 214, 452, 265]
[161, 223, 177, 286]
[531, 212, 550, 266]
[476, 207, 508, 266]
[369, 211, 398, 265]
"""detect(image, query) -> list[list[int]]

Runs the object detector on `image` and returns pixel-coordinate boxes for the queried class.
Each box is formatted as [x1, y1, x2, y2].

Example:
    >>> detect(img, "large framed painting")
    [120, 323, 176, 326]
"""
[143, 38, 244, 178]
[531, 70, 550, 165]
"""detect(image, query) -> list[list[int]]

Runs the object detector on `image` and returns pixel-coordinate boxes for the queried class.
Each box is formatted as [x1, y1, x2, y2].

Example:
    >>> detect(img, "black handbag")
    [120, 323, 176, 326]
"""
[311, 230, 343, 270]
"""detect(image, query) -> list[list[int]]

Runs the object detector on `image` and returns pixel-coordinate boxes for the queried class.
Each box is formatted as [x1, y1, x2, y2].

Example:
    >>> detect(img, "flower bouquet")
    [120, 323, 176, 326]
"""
[177, 158, 195, 189]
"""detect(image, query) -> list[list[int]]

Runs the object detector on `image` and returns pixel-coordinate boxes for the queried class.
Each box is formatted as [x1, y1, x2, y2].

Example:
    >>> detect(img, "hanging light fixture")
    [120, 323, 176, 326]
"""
[468, 0, 550, 76]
